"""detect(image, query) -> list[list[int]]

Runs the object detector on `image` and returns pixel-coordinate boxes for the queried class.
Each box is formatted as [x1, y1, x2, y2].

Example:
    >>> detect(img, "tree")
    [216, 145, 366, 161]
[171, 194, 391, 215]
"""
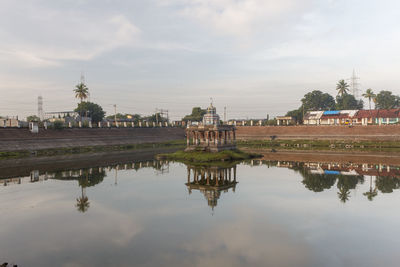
[363, 176, 378, 201]
[362, 89, 376, 115]
[301, 90, 336, 111]
[335, 94, 363, 110]
[74, 82, 89, 103]
[75, 102, 105, 123]
[27, 115, 40, 122]
[286, 107, 304, 123]
[336, 79, 350, 97]
[182, 107, 207, 122]
[375, 90, 399, 109]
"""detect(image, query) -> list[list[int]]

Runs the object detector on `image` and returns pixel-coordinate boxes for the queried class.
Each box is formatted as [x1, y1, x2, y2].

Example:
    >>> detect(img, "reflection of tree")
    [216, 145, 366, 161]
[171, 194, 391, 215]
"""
[76, 189, 90, 212]
[336, 175, 364, 203]
[300, 170, 337, 192]
[76, 171, 91, 213]
[375, 176, 400, 193]
[363, 176, 378, 201]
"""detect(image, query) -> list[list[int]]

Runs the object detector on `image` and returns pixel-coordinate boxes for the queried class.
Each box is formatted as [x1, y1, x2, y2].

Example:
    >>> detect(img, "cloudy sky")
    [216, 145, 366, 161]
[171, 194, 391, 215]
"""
[1, 0, 400, 120]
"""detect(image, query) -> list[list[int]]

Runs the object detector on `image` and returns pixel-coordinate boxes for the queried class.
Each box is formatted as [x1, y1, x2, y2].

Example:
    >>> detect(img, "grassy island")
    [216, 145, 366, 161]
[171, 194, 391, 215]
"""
[156, 149, 261, 163]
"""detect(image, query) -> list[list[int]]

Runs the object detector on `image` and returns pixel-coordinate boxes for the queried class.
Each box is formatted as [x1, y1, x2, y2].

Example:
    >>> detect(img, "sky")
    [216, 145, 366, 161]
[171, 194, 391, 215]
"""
[1, 0, 400, 120]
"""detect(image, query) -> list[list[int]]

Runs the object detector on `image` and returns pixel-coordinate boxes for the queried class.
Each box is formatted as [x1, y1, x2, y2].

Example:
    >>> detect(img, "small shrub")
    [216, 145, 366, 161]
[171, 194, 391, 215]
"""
[53, 120, 64, 130]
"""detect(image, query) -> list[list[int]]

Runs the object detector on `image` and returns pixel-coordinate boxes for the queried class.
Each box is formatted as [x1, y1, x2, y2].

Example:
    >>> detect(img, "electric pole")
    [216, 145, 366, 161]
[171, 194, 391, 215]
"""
[113, 104, 117, 127]
[224, 106, 227, 123]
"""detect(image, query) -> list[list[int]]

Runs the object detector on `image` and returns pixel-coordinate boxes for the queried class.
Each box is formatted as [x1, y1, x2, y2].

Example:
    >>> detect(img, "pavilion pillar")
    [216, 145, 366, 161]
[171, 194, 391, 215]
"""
[187, 132, 190, 146]
[206, 131, 209, 145]
[215, 170, 219, 186]
[234, 166, 237, 181]
[206, 171, 210, 185]
[229, 168, 232, 181]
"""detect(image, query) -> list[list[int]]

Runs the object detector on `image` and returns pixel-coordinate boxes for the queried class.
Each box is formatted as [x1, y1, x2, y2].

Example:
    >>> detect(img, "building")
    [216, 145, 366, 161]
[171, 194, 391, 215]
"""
[185, 102, 236, 152]
[303, 109, 400, 126]
[276, 116, 296, 126]
[303, 111, 324, 125]
[0, 116, 19, 127]
[319, 110, 358, 125]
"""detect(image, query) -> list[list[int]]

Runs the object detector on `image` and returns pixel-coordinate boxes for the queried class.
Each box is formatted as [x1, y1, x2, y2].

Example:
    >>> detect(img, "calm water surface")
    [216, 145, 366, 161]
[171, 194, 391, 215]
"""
[1, 156, 400, 267]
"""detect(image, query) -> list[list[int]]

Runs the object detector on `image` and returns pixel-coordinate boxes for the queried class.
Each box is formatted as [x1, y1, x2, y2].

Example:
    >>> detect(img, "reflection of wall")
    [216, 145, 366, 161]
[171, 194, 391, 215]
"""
[0, 159, 171, 187]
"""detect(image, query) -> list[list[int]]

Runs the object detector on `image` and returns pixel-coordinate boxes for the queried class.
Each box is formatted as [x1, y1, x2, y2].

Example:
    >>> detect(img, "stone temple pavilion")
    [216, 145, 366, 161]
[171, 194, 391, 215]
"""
[185, 103, 236, 152]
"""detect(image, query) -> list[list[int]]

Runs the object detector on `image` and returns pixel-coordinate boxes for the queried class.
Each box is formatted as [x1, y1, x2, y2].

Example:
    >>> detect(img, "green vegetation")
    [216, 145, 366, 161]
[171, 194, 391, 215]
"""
[238, 139, 400, 152]
[52, 120, 64, 130]
[336, 79, 350, 97]
[362, 89, 376, 112]
[182, 107, 207, 122]
[157, 149, 261, 163]
[335, 94, 363, 110]
[0, 140, 185, 160]
[75, 102, 105, 123]
[74, 82, 89, 103]
[375, 90, 400, 109]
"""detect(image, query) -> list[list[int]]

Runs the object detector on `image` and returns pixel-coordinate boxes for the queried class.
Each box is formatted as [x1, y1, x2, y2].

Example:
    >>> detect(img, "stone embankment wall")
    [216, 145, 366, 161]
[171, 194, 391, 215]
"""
[0, 128, 185, 152]
[236, 125, 400, 141]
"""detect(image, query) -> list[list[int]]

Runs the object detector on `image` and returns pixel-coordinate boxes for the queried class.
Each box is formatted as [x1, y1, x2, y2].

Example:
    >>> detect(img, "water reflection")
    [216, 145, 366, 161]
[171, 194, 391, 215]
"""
[2, 158, 400, 206]
[186, 164, 238, 209]
[245, 159, 400, 203]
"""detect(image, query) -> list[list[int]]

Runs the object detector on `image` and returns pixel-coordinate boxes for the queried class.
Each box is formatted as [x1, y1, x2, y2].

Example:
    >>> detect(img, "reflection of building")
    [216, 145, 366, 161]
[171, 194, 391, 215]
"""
[186, 102, 236, 152]
[186, 165, 238, 209]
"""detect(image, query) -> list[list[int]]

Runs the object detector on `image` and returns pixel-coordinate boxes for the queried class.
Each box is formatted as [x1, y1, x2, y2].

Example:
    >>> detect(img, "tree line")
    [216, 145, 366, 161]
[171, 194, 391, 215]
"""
[286, 80, 400, 122]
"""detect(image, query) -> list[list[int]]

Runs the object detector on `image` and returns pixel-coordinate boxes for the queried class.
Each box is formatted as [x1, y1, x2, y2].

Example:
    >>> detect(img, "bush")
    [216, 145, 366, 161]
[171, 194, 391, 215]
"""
[53, 120, 64, 130]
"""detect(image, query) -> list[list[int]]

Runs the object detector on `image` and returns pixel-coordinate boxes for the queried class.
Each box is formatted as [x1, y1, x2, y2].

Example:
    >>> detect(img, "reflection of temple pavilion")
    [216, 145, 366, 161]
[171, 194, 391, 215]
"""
[186, 102, 236, 152]
[186, 165, 238, 209]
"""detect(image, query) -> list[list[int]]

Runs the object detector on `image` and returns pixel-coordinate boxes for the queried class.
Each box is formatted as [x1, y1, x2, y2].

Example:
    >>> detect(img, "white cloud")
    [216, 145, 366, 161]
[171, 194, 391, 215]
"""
[0, 2, 141, 67]
[160, 0, 315, 37]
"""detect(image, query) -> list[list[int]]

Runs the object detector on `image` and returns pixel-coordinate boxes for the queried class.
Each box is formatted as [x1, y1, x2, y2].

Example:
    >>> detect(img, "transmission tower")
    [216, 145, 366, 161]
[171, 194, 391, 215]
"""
[155, 108, 169, 123]
[38, 96, 44, 121]
[348, 69, 361, 99]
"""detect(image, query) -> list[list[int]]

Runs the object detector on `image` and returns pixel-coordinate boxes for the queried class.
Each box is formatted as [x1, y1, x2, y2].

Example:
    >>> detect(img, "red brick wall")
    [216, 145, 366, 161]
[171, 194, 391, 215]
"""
[0, 128, 185, 151]
[236, 125, 400, 141]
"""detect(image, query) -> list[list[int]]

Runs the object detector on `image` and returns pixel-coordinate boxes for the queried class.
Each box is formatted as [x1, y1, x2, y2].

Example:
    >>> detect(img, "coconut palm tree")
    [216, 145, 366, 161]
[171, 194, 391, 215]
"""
[336, 79, 350, 97]
[76, 171, 90, 213]
[76, 194, 90, 213]
[362, 89, 376, 112]
[74, 82, 89, 103]
[363, 176, 377, 201]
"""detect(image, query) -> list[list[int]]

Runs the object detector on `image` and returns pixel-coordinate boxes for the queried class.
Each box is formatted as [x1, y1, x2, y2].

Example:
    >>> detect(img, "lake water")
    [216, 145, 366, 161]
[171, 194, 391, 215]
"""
[1, 154, 400, 267]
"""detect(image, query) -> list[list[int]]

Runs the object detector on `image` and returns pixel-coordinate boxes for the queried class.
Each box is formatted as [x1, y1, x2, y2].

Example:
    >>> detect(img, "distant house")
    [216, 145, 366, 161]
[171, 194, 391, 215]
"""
[0, 116, 19, 127]
[303, 111, 324, 125]
[354, 109, 400, 125]
[319, 110, 358, 125]
[303, 109, 400, 126]
[276, 116, 296, 126]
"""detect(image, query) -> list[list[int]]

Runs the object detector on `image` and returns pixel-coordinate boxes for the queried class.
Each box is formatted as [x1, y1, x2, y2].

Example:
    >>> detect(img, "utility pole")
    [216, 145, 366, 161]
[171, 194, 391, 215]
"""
[113, 104, 117, 127]
[224, 106, 227, 123]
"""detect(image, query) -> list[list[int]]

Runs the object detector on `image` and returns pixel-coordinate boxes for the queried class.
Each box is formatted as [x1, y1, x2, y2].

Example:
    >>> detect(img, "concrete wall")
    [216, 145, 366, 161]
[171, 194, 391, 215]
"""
[0, 128, 185, 152]
[236, 125, 400, 141]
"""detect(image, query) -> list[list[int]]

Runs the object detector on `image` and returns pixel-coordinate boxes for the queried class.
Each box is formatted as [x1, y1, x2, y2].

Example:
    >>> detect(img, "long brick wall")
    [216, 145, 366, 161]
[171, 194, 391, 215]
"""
[0, 128, 185, 152]
[236, 125, 400, 141]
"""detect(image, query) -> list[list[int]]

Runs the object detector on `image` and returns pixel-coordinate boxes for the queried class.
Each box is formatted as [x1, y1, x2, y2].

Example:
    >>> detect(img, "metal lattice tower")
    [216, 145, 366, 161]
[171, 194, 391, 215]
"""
[349, 69, 361, 99]
[38, 96, 44, 121]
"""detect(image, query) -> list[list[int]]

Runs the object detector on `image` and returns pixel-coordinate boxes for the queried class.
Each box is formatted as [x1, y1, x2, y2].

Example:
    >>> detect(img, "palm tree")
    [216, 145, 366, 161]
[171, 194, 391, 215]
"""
[74, 82, 89, 103]
[363, 176, 377, 201]
[362, 89, 376, 112]
[336, 79, 350, 97]
[76, 171, 90, 213]
[76, 194, 90, 213]
[337, 186, 351, 203]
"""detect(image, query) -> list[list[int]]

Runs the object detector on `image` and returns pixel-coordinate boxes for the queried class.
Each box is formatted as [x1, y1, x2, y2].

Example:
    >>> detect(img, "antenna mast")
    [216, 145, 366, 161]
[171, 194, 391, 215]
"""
[38, 96, 44, 121]
[349, 69, 361, 99]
